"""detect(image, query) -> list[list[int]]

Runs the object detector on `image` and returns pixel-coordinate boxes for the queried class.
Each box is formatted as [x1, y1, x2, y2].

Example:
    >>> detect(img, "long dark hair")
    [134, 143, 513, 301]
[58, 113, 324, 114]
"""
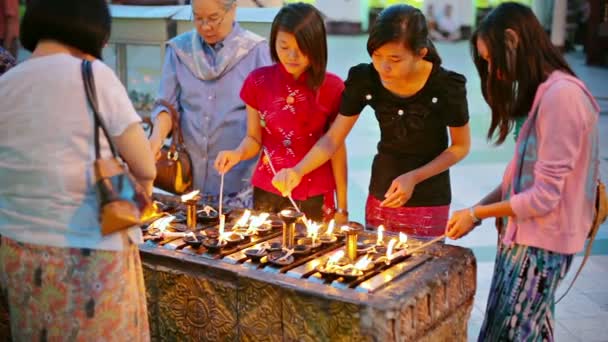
[472, 2, 575, 144]
[367, 4, 441, 65]
[21, 0, 111, 59]
[269, 2, 327, 89]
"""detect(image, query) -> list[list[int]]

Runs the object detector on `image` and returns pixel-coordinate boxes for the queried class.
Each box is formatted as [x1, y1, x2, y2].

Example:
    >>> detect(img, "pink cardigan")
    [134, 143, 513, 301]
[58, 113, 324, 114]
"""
[501, 71, 600, 254]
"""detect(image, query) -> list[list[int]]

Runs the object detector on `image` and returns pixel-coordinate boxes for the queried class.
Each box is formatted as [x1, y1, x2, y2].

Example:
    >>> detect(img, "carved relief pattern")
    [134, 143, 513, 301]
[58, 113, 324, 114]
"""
[282, 289, 370, 342]
[237, 278, 282, 342]
[154, 270, 238, 341]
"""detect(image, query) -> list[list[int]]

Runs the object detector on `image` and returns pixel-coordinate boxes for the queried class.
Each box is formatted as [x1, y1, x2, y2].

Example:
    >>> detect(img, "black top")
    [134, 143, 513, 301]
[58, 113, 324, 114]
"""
[340, 63, 469, 207]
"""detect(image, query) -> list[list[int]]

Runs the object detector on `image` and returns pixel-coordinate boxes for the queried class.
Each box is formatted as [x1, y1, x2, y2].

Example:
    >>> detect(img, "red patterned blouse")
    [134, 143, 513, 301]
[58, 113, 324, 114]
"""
[240, 63, 344, 200]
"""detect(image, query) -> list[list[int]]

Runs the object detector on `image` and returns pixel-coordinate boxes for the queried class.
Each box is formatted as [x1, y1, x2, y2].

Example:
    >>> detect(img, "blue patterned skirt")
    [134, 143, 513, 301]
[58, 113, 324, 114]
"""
[478, 239, 573, 341]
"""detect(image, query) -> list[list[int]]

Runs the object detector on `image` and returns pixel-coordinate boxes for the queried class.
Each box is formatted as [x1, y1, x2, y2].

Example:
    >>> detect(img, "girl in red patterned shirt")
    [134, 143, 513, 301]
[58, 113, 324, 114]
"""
[215, 3, 348, 223]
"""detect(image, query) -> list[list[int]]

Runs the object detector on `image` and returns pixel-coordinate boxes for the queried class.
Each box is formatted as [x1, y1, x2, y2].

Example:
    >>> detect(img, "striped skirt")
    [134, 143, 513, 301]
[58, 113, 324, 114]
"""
[479, 240, 573, 341]
[365, 194, 449, 239]
[0, 235, 149, 341]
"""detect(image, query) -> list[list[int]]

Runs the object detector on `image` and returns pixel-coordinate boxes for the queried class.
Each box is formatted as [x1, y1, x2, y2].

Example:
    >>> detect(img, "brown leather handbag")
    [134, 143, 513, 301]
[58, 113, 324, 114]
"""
[82, 60, 154, 235]
[154, 99, 193, 194]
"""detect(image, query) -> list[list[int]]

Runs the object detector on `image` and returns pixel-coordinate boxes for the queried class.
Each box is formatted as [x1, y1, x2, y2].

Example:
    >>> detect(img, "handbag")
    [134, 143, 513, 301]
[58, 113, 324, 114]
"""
[81, 60, 154, 236]
[517, 104, 607, 302]
[153, 99, 193, 194]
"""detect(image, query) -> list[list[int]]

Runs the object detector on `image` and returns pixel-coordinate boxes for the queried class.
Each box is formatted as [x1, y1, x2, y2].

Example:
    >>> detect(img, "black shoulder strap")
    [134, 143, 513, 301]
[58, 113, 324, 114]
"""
[81, 60, 118, 159]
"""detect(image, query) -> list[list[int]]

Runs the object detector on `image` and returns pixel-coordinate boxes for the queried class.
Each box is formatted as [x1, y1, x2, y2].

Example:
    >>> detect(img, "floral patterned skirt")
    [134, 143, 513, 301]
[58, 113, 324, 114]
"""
[0, 235, 149, 341]
[365, 195, 449, 239]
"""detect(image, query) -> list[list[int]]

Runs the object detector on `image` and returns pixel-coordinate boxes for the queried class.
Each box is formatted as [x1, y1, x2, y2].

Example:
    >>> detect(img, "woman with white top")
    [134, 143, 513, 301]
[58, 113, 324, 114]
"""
[0, 0, 155, 340]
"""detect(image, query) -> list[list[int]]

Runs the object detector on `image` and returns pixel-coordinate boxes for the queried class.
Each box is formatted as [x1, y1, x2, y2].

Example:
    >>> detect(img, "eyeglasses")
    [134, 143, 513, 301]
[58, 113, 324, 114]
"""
[193, 10, 228, 30]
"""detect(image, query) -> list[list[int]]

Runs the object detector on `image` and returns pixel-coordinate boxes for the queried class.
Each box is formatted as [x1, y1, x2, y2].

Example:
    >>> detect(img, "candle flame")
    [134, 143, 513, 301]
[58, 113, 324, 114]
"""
[181, 190, 200, 202]
[236, 209, 252, 227]
[377, 225, 384, 245]
[249, 213, 270, 229]
[306, 220, 320, 238]
[328, 250, 345, 264]
[354, 255, 372, 270]
[326, 219, 335, 235]
[150, 215, 175, 233]
[386, 238, 397, 259]
[198, 205, 216, 215]
[399, 232, 408, 246]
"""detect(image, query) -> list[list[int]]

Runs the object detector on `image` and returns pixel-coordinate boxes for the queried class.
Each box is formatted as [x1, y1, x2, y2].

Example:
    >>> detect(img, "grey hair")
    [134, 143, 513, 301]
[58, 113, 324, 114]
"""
[219, 0, 237, 10]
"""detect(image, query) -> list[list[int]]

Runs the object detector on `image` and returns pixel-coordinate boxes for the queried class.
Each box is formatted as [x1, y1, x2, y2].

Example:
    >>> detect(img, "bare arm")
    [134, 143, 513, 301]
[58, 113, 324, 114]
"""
[149, 111, 172, 157]
[115, 122, 157, 195]
[331, 143, 348, 213]
[236, 105, 263, 161]
[411, 124, 471, 183]
[476, 185, 502, 206]
[473, 200, 515, 220]
[381, 124, 472, 207]
[214, 105, 263, 174]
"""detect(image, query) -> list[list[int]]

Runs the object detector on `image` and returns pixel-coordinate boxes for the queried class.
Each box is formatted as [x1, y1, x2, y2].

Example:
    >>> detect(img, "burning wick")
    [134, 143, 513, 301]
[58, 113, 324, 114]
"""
[248, 213, 270, 234]
[376, 225, 384, 245]
[327, 250, 345, 266]
[305, 219, 321, 246]
[235, 209, 252, 228]
[181, 190, 200, 202]
[386, 238, 398, 260]
[198, 205, 217, 215]
[325, 219, 335, 236]
[354, 255, 372, 271]
[399, 232, 408, 248]
[150, 216, 176, 235]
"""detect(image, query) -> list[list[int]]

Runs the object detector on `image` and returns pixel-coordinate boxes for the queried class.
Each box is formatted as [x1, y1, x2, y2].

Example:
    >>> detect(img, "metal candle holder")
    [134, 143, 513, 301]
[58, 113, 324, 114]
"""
[185, 199, 198, 229]
[279, 208, 303, 249]
[345, 228, 358, 262]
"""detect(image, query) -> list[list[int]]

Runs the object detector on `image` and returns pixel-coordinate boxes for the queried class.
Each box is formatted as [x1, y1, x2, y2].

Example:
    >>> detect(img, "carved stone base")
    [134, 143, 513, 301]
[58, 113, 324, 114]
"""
[140, 244, 476, 341]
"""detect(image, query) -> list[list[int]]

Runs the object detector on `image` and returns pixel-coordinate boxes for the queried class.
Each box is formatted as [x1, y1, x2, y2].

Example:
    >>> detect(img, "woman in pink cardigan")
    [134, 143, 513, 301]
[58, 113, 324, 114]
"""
[446, 3, 600, 341]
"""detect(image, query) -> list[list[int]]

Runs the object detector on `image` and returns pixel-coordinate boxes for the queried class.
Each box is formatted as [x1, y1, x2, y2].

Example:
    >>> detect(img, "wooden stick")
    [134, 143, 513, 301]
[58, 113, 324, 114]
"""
[219, 172, 224, 215]
[405, 234, 445, 255]
[262, 148, 301, 212]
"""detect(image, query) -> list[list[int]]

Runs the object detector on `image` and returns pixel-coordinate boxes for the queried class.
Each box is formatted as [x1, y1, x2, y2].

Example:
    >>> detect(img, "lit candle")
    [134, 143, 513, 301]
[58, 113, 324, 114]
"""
[218, 214, 225, 242]
[399, 232, 408, 248]
[326, 219, 335, 236]
[180, 190, 200, 202]
[386, 238, 397, 260]
[376, 225, 385, 245]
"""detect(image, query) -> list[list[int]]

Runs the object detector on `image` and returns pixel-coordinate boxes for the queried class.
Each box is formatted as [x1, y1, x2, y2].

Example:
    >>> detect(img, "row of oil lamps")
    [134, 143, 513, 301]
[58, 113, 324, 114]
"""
[146, 190, 430, 279]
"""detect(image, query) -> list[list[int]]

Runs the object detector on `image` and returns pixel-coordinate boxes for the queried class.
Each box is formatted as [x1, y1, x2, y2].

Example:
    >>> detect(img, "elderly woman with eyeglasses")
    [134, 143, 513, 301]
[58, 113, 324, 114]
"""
[149, 0, 271, 206]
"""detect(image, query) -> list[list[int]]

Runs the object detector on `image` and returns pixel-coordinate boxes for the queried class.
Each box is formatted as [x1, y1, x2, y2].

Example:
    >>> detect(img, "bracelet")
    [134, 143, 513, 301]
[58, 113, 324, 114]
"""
[335, 208, 349, 215]
[469, 207, 482, 226]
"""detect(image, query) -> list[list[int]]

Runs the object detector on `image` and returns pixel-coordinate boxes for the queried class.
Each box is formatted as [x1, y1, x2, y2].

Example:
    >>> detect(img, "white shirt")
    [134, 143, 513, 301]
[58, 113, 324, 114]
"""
[0, 54, 142, 250]
[437, 14, 460, 34]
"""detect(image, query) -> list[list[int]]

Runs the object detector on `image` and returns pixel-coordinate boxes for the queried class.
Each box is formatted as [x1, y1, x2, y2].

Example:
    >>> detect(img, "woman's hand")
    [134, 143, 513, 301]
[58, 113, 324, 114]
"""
[272, 168, 303, 197]
[446, 208, 476, 239]
[333, 211, 348, 225]
[214, 150, 242, 175]
[380, 172, 418, 208]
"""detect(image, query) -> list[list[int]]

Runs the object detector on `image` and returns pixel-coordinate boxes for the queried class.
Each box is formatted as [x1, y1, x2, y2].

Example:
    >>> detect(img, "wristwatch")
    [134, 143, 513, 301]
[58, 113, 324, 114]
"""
[469, 207, 482, 226]
[336, 208, 349, 215]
